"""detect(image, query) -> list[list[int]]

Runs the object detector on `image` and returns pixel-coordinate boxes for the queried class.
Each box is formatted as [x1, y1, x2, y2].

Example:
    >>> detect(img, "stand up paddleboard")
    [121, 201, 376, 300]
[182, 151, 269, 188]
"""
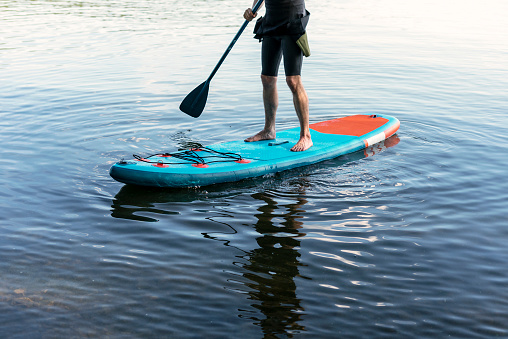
[110, 114, 400, 187]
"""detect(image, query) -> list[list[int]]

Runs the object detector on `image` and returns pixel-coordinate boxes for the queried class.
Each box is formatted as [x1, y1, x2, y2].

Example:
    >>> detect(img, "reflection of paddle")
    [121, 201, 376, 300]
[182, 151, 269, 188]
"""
[180, 0, 264, 118]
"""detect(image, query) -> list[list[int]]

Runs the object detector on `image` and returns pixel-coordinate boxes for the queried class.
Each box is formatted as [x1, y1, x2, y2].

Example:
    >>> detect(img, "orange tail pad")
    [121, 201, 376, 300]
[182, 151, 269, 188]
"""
[310, 115, 388, 137]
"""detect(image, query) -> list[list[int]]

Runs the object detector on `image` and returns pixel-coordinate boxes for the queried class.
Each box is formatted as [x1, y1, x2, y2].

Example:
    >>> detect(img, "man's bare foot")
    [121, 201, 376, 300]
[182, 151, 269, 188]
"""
[290, 135, 313, 152]
[244, 130, 276, 142]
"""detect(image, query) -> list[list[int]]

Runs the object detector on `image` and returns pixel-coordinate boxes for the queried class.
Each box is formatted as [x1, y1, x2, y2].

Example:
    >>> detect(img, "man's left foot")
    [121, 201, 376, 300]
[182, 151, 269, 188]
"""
[290, 136, 313, 152]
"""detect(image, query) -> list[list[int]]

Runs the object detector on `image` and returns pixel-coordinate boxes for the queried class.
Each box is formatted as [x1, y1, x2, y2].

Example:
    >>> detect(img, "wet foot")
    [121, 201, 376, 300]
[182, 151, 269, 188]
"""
[244, 130, 276, 142]
[290, 135, 313, 152]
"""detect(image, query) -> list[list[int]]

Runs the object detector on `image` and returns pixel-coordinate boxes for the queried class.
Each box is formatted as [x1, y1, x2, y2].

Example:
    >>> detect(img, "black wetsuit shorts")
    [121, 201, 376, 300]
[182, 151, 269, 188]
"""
[261, 35, 303, 77]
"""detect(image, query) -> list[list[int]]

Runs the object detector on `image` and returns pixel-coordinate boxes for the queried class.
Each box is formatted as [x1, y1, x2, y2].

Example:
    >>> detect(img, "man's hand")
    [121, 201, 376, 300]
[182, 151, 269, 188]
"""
[244, 8, 257, 21]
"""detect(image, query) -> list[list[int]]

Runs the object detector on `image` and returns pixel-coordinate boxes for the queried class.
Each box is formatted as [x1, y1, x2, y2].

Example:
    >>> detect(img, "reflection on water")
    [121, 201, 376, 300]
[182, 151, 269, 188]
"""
[113, 180, 312, 337]
[112, 187, 195, 222]
[237, 191, 307, 337]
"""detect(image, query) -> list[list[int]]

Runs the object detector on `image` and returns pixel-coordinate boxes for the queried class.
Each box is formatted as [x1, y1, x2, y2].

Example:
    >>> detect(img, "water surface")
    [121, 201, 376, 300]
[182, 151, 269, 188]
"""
[1, 0, 508, 337]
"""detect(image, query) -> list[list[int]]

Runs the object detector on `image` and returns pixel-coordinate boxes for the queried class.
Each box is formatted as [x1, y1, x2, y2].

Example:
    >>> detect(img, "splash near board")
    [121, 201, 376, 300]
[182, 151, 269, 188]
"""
[109, 114, 400, 187]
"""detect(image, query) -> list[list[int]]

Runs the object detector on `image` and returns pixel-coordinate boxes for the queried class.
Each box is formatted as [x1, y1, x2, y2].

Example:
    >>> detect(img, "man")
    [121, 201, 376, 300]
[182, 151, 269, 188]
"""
[244, 0, 312, 152]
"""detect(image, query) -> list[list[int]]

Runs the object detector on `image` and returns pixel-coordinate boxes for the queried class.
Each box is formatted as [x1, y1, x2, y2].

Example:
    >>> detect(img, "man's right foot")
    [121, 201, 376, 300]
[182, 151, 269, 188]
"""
[244, 130, 276, 142]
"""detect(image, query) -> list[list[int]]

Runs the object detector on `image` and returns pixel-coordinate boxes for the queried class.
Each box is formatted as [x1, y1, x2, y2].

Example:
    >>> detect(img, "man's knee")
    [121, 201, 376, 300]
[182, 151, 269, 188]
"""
[285, 75, 303, 93]
[261, 75, 277, 89]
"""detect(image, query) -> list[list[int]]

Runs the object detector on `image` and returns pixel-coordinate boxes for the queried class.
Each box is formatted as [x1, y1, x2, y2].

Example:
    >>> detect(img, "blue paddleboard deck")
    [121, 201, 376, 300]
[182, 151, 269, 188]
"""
[110, 114, 400, 187]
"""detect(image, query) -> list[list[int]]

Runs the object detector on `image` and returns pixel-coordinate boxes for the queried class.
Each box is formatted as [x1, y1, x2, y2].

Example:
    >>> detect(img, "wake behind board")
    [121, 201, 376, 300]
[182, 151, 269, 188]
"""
[110, 114, 400, 187]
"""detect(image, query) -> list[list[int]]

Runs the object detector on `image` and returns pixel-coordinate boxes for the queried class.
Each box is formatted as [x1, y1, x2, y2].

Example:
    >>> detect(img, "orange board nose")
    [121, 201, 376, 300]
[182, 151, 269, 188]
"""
[310, 114, 388, 137]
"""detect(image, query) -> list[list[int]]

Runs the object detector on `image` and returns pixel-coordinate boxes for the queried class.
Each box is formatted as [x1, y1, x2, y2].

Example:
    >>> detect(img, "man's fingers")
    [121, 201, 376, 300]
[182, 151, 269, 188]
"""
[243, 8, 257, 21]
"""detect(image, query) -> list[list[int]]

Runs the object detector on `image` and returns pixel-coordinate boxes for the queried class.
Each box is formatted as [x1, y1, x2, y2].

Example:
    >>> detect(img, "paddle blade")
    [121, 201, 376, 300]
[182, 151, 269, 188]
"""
[180, 81, 209, 118]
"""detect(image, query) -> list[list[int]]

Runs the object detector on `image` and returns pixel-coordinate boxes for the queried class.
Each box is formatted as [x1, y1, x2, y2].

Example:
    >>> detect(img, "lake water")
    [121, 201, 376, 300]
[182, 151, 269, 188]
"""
[2, 0, 508, 337]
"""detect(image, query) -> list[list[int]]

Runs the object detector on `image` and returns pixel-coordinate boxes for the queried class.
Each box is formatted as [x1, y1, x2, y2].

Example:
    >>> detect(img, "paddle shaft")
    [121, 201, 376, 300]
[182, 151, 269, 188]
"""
[206, 0, 264, 82]
[180, 0, 263, 117]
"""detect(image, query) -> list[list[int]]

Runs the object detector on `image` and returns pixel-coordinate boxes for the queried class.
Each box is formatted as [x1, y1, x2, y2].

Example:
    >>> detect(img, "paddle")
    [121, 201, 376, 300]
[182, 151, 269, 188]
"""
[180, 0, 264, 118]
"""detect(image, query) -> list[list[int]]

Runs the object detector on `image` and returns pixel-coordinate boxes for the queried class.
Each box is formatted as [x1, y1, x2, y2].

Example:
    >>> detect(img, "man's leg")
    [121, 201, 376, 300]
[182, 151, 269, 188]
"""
[245, 36, 282, 142]
[286, 75, 313, 152]
[245, 75, 278, 142]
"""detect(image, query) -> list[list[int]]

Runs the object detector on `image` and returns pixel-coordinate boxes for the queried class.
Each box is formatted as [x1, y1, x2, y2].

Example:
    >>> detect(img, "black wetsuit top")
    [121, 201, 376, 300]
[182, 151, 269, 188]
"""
[254, 0, 308, 38]
[254, 0, 309, 76]
[264, 0, 306, 31]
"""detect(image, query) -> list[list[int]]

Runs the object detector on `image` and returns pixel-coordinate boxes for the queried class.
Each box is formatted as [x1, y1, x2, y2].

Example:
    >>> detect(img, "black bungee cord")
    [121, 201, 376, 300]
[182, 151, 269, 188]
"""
[133, 146, 244, 166]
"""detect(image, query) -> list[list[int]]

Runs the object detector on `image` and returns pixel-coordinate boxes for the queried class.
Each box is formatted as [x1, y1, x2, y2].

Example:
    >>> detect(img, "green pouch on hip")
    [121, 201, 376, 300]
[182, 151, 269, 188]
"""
[296, 32, 311, 57]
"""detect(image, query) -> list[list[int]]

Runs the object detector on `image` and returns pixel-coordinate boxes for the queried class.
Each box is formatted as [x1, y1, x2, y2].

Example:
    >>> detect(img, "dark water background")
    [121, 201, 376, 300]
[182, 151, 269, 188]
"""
[1, 0, 508, 337]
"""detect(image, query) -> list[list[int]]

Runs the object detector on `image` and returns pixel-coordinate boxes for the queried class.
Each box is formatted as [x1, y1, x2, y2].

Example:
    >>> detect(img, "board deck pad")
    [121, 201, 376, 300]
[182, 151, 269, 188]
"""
[110, 114, 400, 187]
[310, 114, 389, 136]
